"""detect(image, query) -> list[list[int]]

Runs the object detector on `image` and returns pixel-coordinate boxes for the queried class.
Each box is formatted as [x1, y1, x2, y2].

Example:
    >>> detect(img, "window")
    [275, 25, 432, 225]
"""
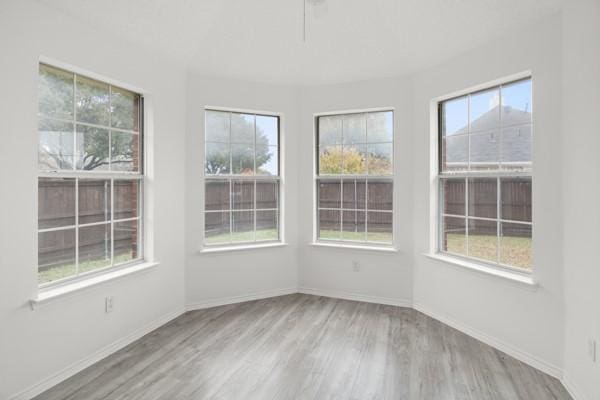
[438, 77, 532, 271]
[38, 64, 144, 286]
[315, 111, 394, 245]
[203, 110, 280, 246]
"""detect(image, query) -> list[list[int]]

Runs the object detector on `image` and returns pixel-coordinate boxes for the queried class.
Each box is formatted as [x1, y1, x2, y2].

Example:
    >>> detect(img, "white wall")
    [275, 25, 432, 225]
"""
[0, 1, 187, 398]
[411, 16, 565, 376]
[562, 2, 600, 399]
[297, 78, 414, 304]
[184, 75, 300, 307]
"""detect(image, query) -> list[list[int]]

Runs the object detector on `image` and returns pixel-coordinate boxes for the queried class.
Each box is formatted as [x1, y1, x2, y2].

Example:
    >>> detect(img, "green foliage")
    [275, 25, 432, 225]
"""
[319, 146, 391, 174]
[205, 113, 274, 175]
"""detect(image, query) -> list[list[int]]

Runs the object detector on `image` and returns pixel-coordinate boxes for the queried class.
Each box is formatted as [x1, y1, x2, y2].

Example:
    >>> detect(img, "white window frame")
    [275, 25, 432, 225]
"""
[313, 108, 395, 249]
[37, 60, 147, 288]
[202, 107, 284, 249]
[431, 72, 533, 275]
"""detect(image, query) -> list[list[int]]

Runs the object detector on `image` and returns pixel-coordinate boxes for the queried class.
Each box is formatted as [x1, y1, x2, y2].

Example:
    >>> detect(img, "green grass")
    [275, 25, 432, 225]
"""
[39, 253, 134, 285]
[445, 233, 532, 270]
[205, 228, 279, 245]
[318, 229, 392, 244]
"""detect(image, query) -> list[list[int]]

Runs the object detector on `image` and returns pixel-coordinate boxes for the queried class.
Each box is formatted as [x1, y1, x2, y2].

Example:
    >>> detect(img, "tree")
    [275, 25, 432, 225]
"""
[205, 112, 274, 175]
[319, 146, 391, 174]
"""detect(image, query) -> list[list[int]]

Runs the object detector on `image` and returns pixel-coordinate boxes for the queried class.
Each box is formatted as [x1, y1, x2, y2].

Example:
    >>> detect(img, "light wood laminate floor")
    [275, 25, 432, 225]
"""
[35, 294, 571, 400]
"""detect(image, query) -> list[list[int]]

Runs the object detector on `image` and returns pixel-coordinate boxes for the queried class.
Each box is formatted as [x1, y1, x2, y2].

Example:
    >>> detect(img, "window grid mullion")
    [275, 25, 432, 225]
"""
[75, 177, 79, 276]
[111, 178, 114, 266]
[496, 177, 501, 265]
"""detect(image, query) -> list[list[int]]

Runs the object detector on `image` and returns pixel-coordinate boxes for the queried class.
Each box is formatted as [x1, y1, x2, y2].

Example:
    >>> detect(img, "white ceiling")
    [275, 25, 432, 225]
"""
[36, 0, 563, 85]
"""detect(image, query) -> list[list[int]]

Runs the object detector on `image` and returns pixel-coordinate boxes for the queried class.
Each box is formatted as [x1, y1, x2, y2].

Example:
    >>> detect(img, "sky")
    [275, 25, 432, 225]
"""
[444, 79, 532, 136]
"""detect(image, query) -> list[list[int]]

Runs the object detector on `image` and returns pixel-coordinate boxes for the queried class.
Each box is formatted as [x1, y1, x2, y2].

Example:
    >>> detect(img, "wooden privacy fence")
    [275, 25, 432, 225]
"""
[38, 179, 138, 270]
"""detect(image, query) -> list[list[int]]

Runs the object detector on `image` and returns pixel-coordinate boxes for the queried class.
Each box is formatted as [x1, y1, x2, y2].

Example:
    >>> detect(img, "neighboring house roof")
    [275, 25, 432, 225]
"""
[446, 105, 532, 165]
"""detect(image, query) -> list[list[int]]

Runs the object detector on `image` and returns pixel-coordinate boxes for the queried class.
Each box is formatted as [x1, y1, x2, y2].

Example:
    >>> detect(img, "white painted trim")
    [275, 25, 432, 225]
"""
[31, 261, 159, 309]
[413, 301, 563, 380]
[199, 242, 288, 254]
[185, 287, 298, 311]
[561, 372, 590, 400]
[8, 306, 185, 400]
[423, 253, 538, 290]
[310, 242, 399, 254]
[298, 287, 412, 308]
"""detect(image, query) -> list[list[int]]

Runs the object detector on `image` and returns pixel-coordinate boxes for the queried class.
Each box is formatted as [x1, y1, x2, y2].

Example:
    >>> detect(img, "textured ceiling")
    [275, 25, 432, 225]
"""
[36, 0, 564, 85]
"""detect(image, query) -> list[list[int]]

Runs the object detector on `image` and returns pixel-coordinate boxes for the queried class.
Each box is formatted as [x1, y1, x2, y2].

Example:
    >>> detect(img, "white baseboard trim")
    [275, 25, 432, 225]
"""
[561, 372, 589, 400]
[413, 302, 563, 380]
[185, 287, 298, 311]
[9, 306, 185, 400]
[298, 286, 412, 308]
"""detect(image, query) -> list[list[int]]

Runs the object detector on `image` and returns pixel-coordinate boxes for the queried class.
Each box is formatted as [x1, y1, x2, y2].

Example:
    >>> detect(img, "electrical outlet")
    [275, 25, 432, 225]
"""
[352, 261, 360, 272]
[589, 339, 597, 362]
[105, 296, 114, 313]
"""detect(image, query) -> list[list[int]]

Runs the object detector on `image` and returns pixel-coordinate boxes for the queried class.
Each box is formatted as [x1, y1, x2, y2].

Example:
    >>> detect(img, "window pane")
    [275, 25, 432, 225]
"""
[232, 180, 254, 210]
[367, 111, 393, 143]
[468, 178, 497, 219]
[256, 181, 278, 209]
[111, 131, 139, 172]
[256, 115, 278, 146]
[39, 64, 74, 120]
[441, 178, 465, 216]
[206, 110, 230, 143]
[79, 223, 112, 274]
[76, 125, 109, 171]
[367, 143, 393, 175]
[114, 180, 139, 219]
[78, 179, 111, 224]
[342, 179, 366, 210]
[501, 79, 532, 126]
[442, 134, 468, 172]
[76, 75, 110, 126]
[256, 144, 278, 176]
[342, 113, 366, 144]
[319, 209, 340, 240]
[367, 211, 393, 243]
[319, 145, 343, 174]
[232, 143, 255, 175]
[319, 115, 342, 145]
[442, 216, 466, 256]
[342, 145, 366, 174]
[501, 125, 531, 169]
[205, 142, 230, 175]
[469, 88, 500, 132]
[467, 219, 497, 263]
[114, 219, 140, 264]
[442, 96, 468, 136]
[38, 178, 75, 229]
[318, 180, 341, 209]
[500, 222, 532, 270]
[501, 177, 532, 222]
[111, 87, 140, 131]
[38, 229, 76, 284]
[205, 180, 230, 211]
[256, 210, 278, 241]
[205, 212, 230, 245]
[232, 210, 254, 242]
[469, 130, 499, 170]
[342, 210, 366, 241]
[367, 180, 393, 211]
[39, 119, 74, 170]
[231, 114, 255, 144]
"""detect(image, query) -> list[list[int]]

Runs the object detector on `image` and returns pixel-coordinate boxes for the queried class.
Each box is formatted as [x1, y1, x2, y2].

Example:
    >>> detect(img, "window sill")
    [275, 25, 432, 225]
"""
[311, 241, 398, 254]
[30, 261, 159, 309]
[199, 242, 288, 254]
[423, 253, 538, 290]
